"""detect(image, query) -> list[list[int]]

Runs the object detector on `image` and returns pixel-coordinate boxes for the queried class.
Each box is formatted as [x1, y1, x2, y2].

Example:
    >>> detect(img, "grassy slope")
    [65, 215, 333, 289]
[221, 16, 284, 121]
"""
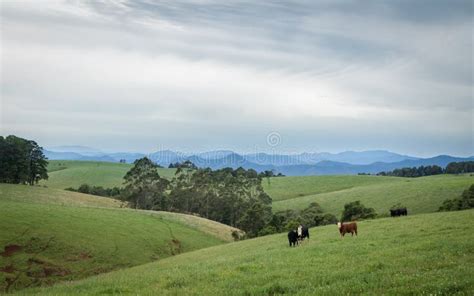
[24, 210, 474, 295]
[273, 174, 474, 216]
[0, 185, 237, 292]
[42, 160, 176, 189]
[0, 184, 240, 243]
[262, 175, 401, 201]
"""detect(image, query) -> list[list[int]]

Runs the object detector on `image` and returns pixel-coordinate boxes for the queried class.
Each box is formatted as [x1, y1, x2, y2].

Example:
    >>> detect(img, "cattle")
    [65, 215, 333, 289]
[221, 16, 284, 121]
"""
[298, 225, 309, 241]
[288, 230, 298, 247]
[337, 222, 357, 237]
[390, 207, 408, 217]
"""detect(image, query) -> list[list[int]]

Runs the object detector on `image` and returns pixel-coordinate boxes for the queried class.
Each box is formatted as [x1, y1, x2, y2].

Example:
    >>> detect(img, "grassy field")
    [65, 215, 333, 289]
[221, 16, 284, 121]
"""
[41, 160, 176, 189]
[273, 174, 474, 215]
[262, 175, 401, 202]
[41, 161, 473, 218]
[22, 209, 474, 295]
[0, 184, 238, 292]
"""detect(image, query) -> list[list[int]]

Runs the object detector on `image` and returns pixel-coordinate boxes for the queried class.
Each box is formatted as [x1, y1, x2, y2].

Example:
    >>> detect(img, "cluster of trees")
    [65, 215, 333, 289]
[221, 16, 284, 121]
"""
[123, 158, 272, 237]
[445, 161, 474, 174]
[261, 202, 337, 235]
[377, 161, 474, 178]
[0, 135, 48, 185]
[439, 185, 474, 211]
[377, 165, 443, 177]
[258, 170, 285, 178]
[168, 160, 197, 169]
[65, 184, 121, 197]
[340, 200, 377, 221]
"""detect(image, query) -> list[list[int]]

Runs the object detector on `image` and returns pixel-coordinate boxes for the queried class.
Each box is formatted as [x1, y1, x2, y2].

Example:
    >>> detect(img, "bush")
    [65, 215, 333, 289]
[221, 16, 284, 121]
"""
[258, 226, 278, 236]
[77, 184, 91, 194]
[231, 230, 245, 241]
[285, 220, 300, 232]
[439, 184, 474, 211]
[313, 213, 338, 226]
[341, 200, 377, 222]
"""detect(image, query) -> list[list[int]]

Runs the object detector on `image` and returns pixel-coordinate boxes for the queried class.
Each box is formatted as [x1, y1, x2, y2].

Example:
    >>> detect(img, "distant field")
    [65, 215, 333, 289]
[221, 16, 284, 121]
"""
[262, 175, 401, 201]
[41, 160, 176, 189]
[24, 210, 474, 295]
[0, 184, 238, 292]
[272, 174, 474, 216]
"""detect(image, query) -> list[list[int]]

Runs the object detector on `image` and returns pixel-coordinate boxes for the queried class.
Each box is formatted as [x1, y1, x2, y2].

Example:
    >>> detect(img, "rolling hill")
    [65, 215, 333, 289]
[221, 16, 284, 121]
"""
[41, 160, 176, 189]
[42, 161, 473, 219]
[271, 174, 474, 216]
[21, 210, 474, 295]
[0, 184, 239, 292]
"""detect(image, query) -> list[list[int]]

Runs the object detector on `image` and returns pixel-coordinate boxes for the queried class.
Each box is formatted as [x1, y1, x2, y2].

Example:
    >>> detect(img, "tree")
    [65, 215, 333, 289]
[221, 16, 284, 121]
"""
[27, 140, 48, 185]
[0, 135, 48, 185]
[122, 157, 169, 209]
[341, 200, 376, 221]
[238, 202, 268, 237]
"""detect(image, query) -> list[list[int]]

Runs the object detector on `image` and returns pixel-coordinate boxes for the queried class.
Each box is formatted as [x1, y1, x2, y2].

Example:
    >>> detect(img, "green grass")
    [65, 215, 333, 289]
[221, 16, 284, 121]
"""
[41, 160, 176, 189]
[272, 174, 474, 216]
[23, 210, 474, 295]
[0, 184, 237, 292]
[263, 175, 401, 201]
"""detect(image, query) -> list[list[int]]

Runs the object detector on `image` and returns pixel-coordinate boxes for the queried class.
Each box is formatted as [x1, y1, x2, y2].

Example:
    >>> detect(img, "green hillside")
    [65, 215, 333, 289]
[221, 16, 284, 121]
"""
[273, 174, 474, 216]
[23, 210, 474, 295]
[262, 175, 401, 201]
[41, 160, 176, 189]
[0, 184, 236, 292]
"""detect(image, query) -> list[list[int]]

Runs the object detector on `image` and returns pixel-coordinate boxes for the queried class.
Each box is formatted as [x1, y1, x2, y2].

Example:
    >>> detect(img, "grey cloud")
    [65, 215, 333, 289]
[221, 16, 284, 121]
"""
[1, 0, 472, 156]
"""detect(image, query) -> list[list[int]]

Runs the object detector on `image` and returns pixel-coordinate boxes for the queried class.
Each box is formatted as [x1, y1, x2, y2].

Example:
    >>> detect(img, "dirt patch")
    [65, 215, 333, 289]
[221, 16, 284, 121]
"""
[27, 258, 46, 266]
[66, 251, 93, 262]
[78, 252, 92, 260]
[0, 264, 15, 273]
[25, 259, 71, 278]
[43, 266, 70, 277]
[0, 244, 22, 257]
[170, 239, 182, 255]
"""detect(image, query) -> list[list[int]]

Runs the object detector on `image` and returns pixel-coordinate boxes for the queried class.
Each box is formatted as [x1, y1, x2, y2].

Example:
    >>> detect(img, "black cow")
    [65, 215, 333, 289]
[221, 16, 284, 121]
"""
[390, 207, 408, 217]
[288, 230, 298, 247]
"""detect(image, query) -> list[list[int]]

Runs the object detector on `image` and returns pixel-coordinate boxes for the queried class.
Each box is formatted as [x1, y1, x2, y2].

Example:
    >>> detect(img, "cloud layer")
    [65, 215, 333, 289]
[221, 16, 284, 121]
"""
[1, 0, 472, 156]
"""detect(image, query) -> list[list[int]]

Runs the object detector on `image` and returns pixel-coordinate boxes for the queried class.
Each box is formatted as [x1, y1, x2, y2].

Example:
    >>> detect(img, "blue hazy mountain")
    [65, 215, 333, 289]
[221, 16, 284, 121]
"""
[44, 146, 473, 175]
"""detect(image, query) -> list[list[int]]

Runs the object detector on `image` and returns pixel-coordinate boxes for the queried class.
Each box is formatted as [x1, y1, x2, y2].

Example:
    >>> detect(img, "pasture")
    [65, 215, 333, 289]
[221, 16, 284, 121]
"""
[42, 161, 473, 218]
[272, 174, 474, 216]
[41, 160, 176, 189]
[23, 209, 474, 295]
[0, 184, 236, 292]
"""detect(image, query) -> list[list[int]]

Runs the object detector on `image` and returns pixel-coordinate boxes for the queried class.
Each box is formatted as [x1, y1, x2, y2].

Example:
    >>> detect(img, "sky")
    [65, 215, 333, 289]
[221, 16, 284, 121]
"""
[1, 0, 473, 156]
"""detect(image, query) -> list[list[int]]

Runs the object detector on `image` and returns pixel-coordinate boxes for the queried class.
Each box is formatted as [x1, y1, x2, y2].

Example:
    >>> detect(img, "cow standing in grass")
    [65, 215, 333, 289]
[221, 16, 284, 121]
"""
[298, 225, 309, 241]
[288, 230, 298, 247]
[390, 208, 408, 217]
[337, 222, 357, 238]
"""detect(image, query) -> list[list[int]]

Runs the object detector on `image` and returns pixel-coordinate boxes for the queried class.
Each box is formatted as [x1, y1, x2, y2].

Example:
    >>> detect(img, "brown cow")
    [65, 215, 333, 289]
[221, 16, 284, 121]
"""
[337, 222, 357, 238]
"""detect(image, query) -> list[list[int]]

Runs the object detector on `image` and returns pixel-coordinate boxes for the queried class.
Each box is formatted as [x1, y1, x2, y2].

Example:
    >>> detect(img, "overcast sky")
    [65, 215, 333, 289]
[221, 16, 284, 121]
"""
[1, 0, 472, 156]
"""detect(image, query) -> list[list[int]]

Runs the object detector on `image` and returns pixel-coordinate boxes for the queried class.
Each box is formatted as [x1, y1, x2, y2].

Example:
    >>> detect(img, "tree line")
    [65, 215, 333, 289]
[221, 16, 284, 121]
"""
[377, 161, 474, 177]
[0, 135, 48, 185]
[65, 184, 121, 197]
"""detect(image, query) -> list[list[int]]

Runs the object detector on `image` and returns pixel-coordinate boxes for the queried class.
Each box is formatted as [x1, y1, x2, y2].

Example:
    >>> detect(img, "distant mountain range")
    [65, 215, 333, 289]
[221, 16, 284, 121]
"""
[44, 147, 474, 176]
